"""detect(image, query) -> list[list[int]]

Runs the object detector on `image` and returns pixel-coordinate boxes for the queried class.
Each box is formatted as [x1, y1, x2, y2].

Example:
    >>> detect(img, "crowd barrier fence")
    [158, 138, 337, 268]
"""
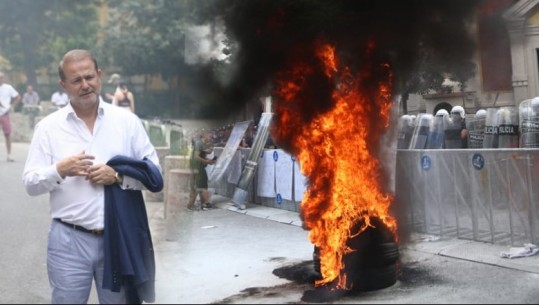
[211, 147, 539, 246]
[396, 148, 539, 246]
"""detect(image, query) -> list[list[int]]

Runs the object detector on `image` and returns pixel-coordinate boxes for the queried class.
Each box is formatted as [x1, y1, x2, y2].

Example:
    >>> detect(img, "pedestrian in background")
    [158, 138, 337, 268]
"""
[187, 129, 217, 211]
[22, 49, 161, 304]
[21, 84, 42, 127]
[21, 84, 40, 106]
[0, 71, 20, 162]
[105, 73, 121, 103]
[50, 85, 69, 108]
[112, 80, 135, 113]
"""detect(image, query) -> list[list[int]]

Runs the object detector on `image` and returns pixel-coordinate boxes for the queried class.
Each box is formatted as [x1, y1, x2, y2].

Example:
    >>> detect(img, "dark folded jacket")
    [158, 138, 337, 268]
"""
[103, 155, 164, 303]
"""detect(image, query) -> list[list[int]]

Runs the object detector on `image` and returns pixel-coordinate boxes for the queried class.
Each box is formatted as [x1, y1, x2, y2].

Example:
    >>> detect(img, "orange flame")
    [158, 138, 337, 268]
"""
[273, 41, 397, 289]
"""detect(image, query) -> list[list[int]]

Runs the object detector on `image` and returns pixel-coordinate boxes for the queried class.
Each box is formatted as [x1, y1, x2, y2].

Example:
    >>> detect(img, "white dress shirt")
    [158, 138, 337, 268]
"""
[22, 101, 160, 230]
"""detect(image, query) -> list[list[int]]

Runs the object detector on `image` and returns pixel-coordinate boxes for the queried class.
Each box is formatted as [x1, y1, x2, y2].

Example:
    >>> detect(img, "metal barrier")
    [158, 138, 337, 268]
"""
[395, 149, 539, 246]
[141, 119, 149, 134]
[169, 126, 188, 155]
[147, 122, 167, 147]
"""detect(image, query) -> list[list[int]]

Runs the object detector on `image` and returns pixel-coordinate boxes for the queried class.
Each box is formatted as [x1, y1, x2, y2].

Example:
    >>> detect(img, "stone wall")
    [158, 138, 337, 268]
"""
[11, 112, 33, 143]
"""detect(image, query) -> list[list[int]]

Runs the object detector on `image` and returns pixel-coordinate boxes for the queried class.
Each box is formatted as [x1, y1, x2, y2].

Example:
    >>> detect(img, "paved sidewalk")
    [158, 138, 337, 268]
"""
[212, 195, 304, 227]
[145, 196, 314, 304]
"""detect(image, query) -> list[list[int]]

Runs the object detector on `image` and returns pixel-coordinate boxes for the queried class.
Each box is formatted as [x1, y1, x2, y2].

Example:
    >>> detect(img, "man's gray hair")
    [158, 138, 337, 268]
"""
[58, 49, 99, 81]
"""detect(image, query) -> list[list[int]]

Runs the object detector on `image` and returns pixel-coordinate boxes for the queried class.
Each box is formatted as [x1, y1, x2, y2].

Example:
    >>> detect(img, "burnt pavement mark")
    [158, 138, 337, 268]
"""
[212, 257, 446, 304]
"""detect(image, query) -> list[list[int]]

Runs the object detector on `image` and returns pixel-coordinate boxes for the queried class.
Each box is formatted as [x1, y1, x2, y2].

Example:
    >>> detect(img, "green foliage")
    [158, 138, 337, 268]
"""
[0, 0, 99, 82]
[102, 0, 240, 119]
[43, 3, 100, 64]
[101, 0, 194, 77]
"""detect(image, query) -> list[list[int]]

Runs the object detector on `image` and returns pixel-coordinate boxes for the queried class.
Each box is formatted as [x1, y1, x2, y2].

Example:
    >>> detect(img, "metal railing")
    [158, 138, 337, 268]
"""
[395, 149, 539, 246]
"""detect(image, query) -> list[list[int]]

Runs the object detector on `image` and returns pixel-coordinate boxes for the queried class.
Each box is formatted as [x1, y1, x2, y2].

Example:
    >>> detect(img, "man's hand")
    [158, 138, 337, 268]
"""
[461, 129, 469, 139]
[86, 164, 119, 185]
[56, 151, 95, 178]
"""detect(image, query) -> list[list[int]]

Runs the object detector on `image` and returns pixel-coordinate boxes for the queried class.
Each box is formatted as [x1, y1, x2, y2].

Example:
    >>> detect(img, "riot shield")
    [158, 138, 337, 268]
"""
[519, 98, 539, 148]
[496, 107, 519, 148]
[397, 114, 415, 149]
[409, 113, 432, 149]
[426, 114, 446, 149]
[483, 108, 499, 148]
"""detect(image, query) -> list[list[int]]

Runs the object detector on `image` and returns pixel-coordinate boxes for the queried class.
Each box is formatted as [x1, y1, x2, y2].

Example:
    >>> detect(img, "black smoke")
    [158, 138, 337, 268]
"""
[198, 0, 482, 117]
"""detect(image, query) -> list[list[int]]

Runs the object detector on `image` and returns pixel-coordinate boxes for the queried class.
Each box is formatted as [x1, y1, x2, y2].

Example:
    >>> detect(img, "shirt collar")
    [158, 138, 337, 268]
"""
[65, 99, 105, 120]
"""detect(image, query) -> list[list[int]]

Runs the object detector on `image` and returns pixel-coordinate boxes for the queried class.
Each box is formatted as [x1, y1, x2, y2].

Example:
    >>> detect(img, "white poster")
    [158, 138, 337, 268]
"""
[256, 150, 276, 198]
[275, 151, 294, 201]
[294, 160, 308, 203]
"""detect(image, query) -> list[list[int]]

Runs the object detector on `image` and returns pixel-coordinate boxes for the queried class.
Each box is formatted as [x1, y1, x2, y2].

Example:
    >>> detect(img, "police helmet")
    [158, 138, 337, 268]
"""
[435, 109, 449, 117]
[475, 109, 487, 119]
[451, 105, 465, 118]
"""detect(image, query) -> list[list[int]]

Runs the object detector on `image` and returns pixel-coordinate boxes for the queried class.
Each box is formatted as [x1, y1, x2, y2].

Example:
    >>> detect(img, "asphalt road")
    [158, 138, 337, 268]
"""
[0, 142, 50, 303]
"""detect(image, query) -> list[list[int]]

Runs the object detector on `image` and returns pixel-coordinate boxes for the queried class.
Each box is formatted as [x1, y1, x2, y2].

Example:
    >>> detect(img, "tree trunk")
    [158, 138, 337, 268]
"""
[19, 27, 38, 89]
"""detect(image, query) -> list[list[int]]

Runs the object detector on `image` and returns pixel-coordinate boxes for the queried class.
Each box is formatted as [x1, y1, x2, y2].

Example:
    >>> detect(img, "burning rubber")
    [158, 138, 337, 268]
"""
[303, 217, 400, 303]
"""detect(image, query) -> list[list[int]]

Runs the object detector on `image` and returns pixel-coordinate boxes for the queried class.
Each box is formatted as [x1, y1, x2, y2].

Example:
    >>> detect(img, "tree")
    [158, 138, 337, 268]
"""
[0, 0, 100, 89]
[102, 1, 185, 77]
[101, 0, 233, 118]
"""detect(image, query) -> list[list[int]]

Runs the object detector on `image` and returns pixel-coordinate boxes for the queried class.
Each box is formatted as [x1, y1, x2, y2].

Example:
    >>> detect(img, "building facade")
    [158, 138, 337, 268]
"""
[406, 0, 539, 117]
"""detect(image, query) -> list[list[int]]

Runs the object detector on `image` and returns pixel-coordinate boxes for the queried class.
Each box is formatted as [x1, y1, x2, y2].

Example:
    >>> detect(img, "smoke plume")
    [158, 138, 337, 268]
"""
[200, 0, 482, 117]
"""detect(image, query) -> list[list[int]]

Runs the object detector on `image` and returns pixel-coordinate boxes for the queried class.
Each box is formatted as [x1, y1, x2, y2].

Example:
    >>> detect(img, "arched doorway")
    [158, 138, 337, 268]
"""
[433, 102, 453, 115]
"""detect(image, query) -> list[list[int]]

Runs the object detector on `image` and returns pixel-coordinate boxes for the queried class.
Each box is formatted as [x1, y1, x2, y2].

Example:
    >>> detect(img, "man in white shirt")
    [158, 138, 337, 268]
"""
[22, 49, 161, 304]
[50, 86, 69, 107]
[0, 71, 21, 162]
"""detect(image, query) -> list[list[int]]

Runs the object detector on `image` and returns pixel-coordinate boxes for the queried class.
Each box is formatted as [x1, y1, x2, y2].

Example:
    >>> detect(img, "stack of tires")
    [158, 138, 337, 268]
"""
[312, 217, 399, 292]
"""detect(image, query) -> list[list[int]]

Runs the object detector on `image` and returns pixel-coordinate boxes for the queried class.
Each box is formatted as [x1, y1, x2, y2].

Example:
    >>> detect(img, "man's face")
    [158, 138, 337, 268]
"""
[60, 57, 102, 109]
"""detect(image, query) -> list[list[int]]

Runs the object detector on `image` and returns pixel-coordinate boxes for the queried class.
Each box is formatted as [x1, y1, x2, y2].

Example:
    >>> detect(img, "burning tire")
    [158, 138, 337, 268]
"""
[313, 246, 321, 274]
[312, 242, 399, 292]
[311, 217, 399, 292]
[370, 242, 400, 267]
[358, 263, 398, 292]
